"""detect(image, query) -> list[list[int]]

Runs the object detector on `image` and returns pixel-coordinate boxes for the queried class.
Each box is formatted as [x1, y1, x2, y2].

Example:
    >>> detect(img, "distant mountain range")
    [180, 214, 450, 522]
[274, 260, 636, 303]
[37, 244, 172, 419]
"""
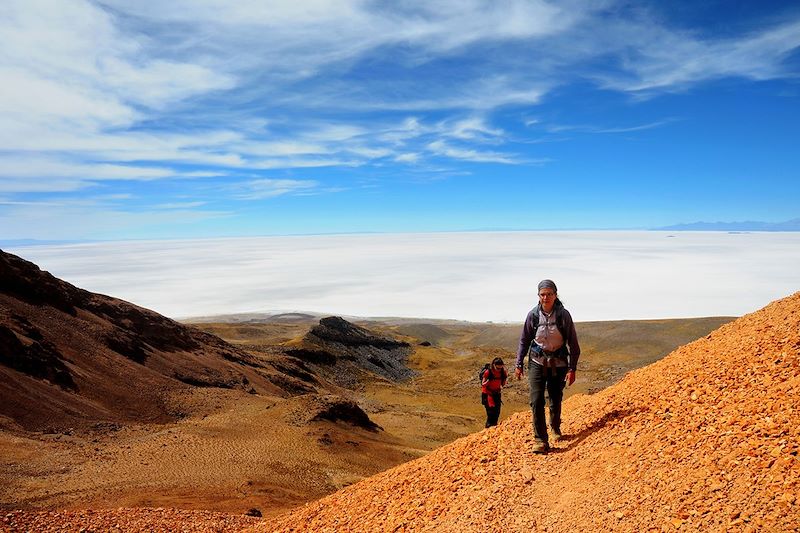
[655, 217, 800, 232]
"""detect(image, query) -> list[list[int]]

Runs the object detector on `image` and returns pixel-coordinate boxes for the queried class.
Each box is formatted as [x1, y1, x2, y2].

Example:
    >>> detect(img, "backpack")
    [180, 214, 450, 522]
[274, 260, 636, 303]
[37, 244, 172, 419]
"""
[526, 303, 571, 359]
[530, 303, 569, 340]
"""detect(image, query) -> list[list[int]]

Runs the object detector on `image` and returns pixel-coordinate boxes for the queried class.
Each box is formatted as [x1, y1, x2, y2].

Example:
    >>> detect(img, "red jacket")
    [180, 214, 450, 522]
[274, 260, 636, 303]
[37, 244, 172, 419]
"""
[481, 367, 507, 395]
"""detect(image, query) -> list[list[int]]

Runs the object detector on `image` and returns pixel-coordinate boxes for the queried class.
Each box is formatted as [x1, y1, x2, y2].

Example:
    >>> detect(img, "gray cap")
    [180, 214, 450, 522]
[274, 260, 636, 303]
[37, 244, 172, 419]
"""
[537, 279, 557, 293]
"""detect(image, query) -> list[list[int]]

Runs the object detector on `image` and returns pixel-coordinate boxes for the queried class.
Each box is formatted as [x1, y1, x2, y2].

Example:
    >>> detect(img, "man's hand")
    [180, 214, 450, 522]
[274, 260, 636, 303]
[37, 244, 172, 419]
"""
[565, 369, 576, 386]
[514, 367, 523, 380]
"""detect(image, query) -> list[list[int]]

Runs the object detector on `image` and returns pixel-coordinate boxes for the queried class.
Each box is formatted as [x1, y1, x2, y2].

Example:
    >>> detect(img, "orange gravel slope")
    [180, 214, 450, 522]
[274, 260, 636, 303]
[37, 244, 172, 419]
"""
[260, 292, 800, 533]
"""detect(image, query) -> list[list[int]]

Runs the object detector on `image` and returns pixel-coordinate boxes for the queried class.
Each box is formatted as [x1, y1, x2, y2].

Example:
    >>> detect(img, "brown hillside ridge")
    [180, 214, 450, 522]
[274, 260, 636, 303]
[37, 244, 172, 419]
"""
[256, 291, 800, 533]
[0, 249, 320, 432]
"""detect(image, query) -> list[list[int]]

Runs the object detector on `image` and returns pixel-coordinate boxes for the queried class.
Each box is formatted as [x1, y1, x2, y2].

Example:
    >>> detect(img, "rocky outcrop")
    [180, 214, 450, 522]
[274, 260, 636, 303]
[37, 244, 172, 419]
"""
[310, 317, 409, 349]
[291, 394, 382, 432]
[304, 316, 414, 383]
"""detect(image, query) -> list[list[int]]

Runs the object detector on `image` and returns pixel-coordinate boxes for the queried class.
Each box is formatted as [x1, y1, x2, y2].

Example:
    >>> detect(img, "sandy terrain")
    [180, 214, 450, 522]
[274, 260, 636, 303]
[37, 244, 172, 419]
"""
[0, 388, 412, 516]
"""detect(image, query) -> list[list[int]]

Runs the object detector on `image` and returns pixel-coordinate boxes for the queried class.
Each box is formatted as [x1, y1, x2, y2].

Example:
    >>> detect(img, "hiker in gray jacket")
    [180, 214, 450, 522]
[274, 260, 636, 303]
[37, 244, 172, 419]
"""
[514, 279, 581, 454]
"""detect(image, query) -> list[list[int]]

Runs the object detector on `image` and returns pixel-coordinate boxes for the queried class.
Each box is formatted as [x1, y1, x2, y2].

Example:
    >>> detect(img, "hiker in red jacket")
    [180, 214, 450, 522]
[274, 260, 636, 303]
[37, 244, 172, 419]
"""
[481, 357, 508, 427]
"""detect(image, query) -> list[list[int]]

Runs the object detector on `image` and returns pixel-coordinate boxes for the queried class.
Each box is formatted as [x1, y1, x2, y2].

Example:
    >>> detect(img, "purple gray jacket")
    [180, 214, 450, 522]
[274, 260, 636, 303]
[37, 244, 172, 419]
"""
[515, 300, 581, 372]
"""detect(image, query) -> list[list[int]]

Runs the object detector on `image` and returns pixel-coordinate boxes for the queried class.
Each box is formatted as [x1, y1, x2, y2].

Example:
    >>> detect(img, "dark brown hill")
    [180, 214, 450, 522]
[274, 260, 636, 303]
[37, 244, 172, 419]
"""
[297, 316, 414, 385]
[0, 250, 306, 432]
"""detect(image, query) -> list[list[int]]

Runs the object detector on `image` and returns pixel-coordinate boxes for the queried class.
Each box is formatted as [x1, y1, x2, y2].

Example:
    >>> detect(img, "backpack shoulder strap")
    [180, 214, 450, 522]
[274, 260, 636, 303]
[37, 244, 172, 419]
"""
[531, 304, 540, 329]
[555, 307, 570, 352]
[555, 307, 565, 332]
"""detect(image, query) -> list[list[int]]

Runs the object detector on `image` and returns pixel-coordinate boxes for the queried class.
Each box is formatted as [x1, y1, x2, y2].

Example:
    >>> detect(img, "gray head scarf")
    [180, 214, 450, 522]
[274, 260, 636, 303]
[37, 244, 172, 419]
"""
[537, 279, 557, 293]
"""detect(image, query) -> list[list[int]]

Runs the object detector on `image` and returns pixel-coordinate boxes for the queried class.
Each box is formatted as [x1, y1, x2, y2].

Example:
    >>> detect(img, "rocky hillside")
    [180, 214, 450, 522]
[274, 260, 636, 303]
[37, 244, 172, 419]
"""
[289, 315, 414, 386]
[258, 292, 800, 532]
[0, 250, 312, 432]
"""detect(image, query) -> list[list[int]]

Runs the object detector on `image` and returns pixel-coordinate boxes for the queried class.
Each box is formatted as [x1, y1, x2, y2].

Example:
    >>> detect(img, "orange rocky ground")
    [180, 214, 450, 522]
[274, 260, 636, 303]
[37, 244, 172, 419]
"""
[257, 292, 800, 532]
[5, 292, 798, 532]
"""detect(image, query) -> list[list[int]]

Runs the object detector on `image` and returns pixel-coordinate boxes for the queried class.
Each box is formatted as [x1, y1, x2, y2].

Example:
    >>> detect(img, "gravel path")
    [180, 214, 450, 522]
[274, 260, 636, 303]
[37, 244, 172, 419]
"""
[2, 508, 260, 532]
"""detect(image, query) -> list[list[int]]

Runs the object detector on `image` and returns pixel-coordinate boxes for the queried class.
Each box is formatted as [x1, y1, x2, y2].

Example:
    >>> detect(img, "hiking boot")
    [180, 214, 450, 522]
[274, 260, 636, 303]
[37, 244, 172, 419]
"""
[532, 441, 549, 454]
[552, 430, 563, 442]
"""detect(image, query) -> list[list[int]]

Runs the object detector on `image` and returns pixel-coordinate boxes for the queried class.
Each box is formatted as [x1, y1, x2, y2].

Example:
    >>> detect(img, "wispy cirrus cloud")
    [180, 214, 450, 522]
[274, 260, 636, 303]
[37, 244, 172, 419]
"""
[595, 19, 800, 93]
[426, 140, 519, 164]
[154, 201, 208, 210]
[234, 178, 320, 200]
[545, 118, 680, 134]
[1, 0, 234, 128]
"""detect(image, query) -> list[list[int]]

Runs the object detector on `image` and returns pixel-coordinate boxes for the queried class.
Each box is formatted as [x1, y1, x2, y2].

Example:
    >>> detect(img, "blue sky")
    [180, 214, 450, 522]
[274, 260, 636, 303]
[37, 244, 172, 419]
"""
[1, 0, 799, 241]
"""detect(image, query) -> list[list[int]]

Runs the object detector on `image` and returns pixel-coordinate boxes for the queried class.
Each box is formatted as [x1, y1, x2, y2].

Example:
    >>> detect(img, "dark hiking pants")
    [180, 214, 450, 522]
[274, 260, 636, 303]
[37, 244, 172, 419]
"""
[529, 363, 568, 444]
[483, 392, 501, 427]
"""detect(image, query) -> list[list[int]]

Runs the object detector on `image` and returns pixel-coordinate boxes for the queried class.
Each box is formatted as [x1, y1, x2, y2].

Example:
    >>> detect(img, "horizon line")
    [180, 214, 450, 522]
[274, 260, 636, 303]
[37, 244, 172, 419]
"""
[5, 227, 800, 248]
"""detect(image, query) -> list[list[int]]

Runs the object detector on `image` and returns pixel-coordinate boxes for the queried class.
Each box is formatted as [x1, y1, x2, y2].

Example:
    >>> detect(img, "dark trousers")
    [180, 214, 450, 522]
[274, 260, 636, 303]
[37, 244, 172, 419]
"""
[528, 363, 568, 443]
[482, 392, 501, 427]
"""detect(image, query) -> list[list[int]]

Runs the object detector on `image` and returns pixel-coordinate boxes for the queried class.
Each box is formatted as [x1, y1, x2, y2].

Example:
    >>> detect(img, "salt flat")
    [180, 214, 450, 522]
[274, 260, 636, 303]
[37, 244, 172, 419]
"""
[6, 231, 799, 322]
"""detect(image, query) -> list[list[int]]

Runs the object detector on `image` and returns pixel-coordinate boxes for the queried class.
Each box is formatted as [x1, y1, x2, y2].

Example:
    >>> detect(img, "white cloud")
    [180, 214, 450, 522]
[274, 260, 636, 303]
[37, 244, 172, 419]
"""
[395, 153, 421, 164]
[0, 66, 138, 129]
[443, 117, 505, 141]
[99, 0, 578, 57]
[427, 140, 519, 164]
[248, 158, 360, 170]
[592, 18, 800, 92]
[595, 119, 678, 133]
[154, 201, 208, 209]
[235, 178, 319, 200]
[8, 231, 799, 322]
[545, 118, 678, 134]
[0, 200, 67, 206]
[0, 158, 175, 180]
[0, 179, 86, 193]
[1, 0, 234, 125]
